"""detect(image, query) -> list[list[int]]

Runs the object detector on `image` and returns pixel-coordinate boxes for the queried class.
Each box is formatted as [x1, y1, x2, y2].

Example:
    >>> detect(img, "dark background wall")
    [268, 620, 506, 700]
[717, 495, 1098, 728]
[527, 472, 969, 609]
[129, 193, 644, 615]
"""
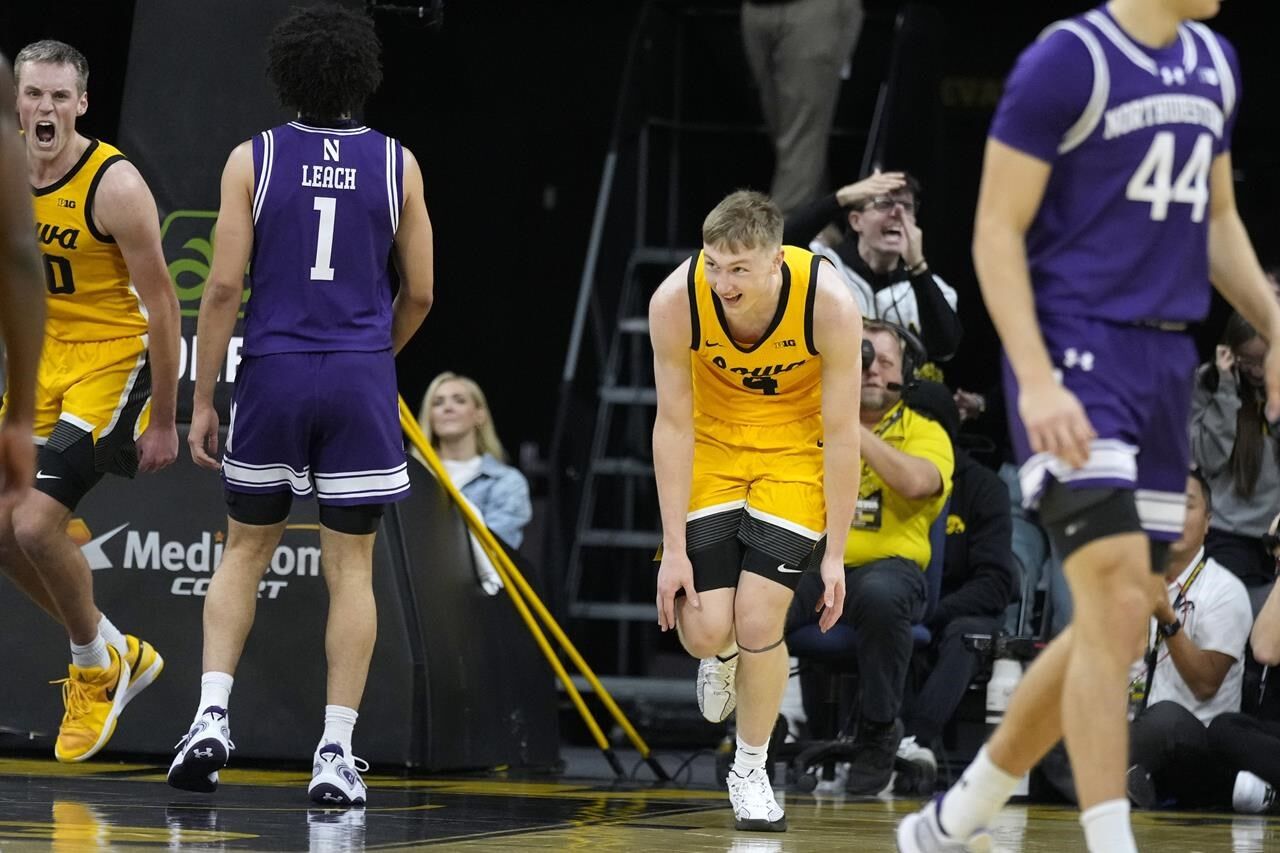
[3, 0, 1277, 459]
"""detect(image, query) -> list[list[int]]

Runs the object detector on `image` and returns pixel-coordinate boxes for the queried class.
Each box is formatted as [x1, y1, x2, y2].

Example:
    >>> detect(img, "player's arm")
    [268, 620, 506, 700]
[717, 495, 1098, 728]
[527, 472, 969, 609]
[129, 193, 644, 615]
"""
[857, 426, 942, 500]
[189, 141, 254, 469]
[651, 261, 699, 630]
[0, 56, 44, 505]
[1205, 152, 1280, 422]
[973, 139, 1094, 467]
[390, 147, 433, 354]
[94, 159, 181, 471]
[812, 264, 862, 631]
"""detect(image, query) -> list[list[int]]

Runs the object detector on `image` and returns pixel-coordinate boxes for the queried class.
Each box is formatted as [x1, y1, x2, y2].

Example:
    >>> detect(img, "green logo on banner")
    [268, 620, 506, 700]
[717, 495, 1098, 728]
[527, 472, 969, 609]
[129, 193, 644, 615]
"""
[160, 210, 250, 318]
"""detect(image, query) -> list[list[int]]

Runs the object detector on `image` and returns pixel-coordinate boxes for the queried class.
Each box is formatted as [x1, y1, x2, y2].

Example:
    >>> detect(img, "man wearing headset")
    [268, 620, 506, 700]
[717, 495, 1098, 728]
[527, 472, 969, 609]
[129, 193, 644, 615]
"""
[788, 319, 953, 795]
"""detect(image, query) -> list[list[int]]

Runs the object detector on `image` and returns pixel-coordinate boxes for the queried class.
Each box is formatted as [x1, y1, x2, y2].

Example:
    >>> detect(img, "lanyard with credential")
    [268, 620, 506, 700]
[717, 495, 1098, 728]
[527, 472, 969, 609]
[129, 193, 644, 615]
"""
[1136, 556, 1208, 712]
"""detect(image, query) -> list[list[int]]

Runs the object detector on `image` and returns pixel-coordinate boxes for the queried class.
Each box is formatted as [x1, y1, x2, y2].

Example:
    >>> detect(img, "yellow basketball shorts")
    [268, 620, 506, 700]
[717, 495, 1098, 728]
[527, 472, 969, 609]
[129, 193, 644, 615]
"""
[0, 335, 152, 506]
[685, 413, 825, 574]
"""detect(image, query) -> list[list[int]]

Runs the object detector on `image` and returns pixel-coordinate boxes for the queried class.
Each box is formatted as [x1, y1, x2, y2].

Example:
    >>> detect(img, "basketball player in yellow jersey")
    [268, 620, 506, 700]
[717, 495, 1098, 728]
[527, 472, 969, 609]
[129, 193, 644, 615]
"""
[0, 52, 46, 513]
[0, 40, 179, 762]
[652, 190, 862, 830]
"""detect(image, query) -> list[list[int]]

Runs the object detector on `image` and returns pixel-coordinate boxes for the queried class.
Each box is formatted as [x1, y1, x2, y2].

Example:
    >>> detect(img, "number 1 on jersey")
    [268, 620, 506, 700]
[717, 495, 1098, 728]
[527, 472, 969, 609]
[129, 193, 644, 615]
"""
[310, 196, 336, 281]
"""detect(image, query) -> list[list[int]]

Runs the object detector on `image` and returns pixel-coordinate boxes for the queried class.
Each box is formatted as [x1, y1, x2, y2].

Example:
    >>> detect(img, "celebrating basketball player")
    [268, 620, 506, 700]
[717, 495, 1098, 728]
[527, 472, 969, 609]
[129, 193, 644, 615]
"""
[0, 40, 178, 763]
[652, 189, 862, 831]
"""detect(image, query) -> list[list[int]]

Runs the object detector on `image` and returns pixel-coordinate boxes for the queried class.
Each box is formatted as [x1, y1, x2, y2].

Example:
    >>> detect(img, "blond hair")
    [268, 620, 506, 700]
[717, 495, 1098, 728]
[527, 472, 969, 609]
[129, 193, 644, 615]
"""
[701, 190, 783, 253]
[418, 372, 509, 463]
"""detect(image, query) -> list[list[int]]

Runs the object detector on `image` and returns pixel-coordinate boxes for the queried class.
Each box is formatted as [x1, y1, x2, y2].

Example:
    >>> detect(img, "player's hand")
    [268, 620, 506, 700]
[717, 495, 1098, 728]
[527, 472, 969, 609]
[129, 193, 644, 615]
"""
[815, 550, 846, 632]
[1264, 345, 1280, 425]
[1215, 344, 1236, 376]
[0, 419, 35, 514]
[1019, 378, 1096, 469]
[835, 170, 906, 208]
[656, 550, 699, 632]
[137, 421, 179, 473]
[901, 216, 925, 269]
[188, 402, 221, 471]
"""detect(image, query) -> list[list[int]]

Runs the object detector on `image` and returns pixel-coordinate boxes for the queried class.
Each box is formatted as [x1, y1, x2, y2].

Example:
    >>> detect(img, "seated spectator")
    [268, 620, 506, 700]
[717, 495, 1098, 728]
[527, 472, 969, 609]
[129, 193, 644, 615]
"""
[897, 382, 1017, 778]
[1207, 510, 1280, 814]
[1124, 470, 1252, 810]
[787, 321, 954, 795]
[782, 171, 961, 361]
[1192, 312, 1280, 613]
[417, 371, 532, 550]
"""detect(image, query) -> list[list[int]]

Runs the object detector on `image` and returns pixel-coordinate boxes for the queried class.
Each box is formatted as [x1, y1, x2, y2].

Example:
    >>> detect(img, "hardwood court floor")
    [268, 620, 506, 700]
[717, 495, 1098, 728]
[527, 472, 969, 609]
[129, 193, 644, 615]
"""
[0, 756, 1276, 851]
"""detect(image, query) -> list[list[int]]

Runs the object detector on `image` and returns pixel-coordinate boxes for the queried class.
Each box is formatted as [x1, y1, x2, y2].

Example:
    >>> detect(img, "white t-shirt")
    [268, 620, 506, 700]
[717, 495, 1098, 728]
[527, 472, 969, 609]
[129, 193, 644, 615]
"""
[1139, 549, 1253, 724]
[442, 456, 484, 490]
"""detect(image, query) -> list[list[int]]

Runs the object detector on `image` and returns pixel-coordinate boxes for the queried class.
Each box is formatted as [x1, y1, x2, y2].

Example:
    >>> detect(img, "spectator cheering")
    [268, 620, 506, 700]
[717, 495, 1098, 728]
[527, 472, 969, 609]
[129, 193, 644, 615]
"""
[783, 171, 961, 361]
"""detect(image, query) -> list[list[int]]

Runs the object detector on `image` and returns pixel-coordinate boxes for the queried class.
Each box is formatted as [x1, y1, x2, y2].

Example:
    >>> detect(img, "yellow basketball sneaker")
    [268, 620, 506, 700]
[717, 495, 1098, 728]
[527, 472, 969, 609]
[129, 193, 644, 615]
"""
[52, 645, 131, 762]
[121, 634, 165, 708]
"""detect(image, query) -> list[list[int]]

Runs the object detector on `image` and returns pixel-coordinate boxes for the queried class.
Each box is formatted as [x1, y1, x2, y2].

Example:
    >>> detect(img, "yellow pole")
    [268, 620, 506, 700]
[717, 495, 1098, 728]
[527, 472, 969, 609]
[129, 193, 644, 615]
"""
[398, 399, 660, 775]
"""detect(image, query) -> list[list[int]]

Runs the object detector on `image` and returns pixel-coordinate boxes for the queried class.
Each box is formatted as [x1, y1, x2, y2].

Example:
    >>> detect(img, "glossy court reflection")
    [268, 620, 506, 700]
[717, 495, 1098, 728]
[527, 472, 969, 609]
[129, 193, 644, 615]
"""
[0, 758, 1278, 851]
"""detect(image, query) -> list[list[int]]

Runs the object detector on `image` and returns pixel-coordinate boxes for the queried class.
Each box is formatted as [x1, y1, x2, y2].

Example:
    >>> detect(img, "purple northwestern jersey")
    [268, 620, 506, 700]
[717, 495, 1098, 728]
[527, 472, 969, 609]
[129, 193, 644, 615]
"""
[989, 6, 1239, 324]
[244, 120, 404, 355]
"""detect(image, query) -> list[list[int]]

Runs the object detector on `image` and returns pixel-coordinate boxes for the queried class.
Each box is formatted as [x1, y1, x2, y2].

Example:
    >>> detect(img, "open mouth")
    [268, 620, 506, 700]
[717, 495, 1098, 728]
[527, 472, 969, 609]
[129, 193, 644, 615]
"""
[882, 225, 903, 241]
[34, 121, 55, 145]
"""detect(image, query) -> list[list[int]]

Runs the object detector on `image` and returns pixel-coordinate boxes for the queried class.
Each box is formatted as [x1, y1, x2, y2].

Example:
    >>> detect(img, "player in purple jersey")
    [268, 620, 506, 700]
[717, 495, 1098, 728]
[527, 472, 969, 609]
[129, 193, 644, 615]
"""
[167, 4, 434, 806]
[899, 2, 1280, 853]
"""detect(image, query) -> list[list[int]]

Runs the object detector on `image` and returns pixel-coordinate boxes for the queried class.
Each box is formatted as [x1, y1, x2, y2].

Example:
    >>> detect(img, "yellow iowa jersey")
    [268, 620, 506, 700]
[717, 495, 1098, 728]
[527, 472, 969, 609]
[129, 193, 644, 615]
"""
[689, 245, 824, 426]
[33, 139, 147, 342]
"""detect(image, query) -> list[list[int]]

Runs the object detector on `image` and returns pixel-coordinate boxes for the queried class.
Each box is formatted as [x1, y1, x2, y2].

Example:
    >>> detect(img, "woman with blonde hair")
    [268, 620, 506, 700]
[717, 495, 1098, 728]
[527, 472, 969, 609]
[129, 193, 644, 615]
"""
[417, 372, 532, 550]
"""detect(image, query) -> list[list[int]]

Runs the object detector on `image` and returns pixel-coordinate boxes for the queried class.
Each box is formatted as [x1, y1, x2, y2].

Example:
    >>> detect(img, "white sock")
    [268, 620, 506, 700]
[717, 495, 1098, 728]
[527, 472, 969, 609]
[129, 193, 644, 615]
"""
[197, 671, 234, 717]
[1081, 799, 1137, 853]
[70, 634, 110, 670]
[322, 705, 359, 755]
[731, 734, 769, 776]
[97, 614, 127, 659]
[938, 746, 1020, 839]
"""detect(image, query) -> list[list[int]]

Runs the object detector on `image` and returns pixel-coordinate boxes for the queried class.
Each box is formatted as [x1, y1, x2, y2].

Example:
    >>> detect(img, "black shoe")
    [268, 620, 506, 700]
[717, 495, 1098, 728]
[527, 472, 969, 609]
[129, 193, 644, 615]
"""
[1126, 764, 1157, 810]
[845, 718, 904, 796]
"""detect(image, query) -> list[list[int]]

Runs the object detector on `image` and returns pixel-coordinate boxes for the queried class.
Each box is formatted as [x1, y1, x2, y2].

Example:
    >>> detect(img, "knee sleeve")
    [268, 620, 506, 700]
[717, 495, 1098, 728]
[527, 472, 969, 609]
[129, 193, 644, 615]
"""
[1039, 483, 1141, 561]
[319, 503, 385, 535]
[225, 489, 292, 526]
[34, 433, 103, 510]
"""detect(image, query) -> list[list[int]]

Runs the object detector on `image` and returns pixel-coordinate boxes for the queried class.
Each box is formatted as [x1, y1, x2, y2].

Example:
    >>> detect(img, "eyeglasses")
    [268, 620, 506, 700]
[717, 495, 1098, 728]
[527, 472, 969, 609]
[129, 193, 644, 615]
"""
[866, 196, 918, 214]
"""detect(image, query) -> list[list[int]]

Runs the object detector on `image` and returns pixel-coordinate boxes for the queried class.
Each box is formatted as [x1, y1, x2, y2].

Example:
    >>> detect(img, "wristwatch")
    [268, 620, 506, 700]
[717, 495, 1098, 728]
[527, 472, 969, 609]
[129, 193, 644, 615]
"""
[1159, 618, 1182, 639]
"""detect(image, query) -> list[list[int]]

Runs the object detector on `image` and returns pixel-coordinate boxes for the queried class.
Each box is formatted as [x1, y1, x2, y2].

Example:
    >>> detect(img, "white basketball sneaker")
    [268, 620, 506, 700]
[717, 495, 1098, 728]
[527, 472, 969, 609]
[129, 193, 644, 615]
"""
[726, 766, 786, 832]
[896, 796, 993, 853]
[309, 742, 369, 807]
[167, 706, 233, 793]
[697, 655, 738, 723]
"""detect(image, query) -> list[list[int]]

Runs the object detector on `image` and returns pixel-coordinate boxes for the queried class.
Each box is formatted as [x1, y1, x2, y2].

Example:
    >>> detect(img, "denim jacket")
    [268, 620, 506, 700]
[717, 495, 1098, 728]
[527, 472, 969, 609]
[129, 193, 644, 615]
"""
[457, 454, 532, 549]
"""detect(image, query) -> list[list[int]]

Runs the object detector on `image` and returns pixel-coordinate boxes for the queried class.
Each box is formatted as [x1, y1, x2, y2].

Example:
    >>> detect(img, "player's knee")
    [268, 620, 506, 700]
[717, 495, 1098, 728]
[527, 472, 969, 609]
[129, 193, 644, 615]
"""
[733, 606, 785, 653]
[10, 500, 60, 556]
[677, 612, 733, 658]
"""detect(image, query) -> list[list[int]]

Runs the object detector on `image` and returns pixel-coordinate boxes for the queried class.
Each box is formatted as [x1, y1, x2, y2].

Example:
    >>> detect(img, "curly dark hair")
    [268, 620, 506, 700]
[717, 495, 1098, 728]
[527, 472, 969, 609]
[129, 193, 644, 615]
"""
[267, 3, 382, 119]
